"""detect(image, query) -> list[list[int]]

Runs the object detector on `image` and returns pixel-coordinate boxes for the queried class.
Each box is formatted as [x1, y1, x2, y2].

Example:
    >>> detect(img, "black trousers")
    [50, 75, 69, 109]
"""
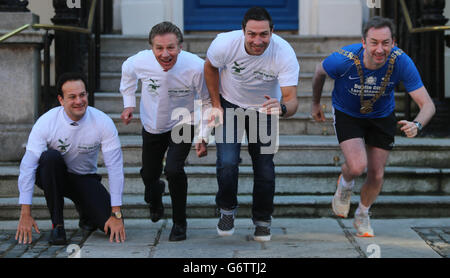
[140, 125, 194, 225]
[36, 149, 111, 230]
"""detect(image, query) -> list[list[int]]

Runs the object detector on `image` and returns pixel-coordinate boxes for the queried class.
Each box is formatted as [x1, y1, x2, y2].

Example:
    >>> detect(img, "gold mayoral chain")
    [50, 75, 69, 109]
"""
[337, 48, 403, 114]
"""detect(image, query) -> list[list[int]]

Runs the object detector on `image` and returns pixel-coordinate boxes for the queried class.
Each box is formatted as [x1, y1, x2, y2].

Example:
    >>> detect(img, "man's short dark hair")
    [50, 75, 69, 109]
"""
[56, 72, 87, 98]
[242, 6, 274, 31]
[149, 21, 183, 46]
[363, 16, 396, 40]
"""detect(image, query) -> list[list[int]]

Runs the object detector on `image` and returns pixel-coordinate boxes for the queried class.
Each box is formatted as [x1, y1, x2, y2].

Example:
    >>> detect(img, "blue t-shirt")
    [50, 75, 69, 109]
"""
[322, 43, 423, 118]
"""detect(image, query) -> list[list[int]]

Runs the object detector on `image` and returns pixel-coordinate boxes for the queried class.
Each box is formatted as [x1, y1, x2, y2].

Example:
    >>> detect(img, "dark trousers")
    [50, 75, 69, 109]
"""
[140, 125, 194, 225]
[215, 97, 276, 222]
[36, 150, 111, 230]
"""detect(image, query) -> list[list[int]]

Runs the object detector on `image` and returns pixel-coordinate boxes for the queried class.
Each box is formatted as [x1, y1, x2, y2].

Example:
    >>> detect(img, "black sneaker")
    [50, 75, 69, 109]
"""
[48, 225, 67, 245]
[217, 210, 235, 236]
[169, 223, 187, 241]
[253, 226, 271, 242]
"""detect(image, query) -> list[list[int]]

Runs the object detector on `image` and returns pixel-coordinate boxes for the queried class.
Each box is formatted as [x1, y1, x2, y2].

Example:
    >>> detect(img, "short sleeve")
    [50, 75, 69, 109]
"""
[322, 51, 350, 80]
[206, 34, 227, 68]
[277, 44, 300, 87]
[398, 54, 424, 93]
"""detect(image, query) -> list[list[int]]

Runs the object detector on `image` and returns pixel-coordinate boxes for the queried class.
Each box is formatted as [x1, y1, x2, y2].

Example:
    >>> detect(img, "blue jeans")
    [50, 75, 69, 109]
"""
[215, 97, 276, 223]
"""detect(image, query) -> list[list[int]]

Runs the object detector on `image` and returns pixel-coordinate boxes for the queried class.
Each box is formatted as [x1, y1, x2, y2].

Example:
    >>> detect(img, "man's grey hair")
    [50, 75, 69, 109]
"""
[149, 21, 184, 45]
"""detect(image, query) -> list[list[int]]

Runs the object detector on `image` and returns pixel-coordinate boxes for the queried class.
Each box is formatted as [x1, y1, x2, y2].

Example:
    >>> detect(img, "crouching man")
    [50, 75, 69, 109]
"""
[16, 72, 126, 245]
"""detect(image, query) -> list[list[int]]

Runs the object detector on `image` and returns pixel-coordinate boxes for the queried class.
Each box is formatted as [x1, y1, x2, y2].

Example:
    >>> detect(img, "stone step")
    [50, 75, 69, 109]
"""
[99, 52, 329, 74]
[113, 135, 450, 168]
[94, 90, 338, 115]
[108, 112, 337, 136]
[1, 165, 448, 197]
[100, 34, 361, 56]
[1, 195, 449, 220]
[94, 91, 418, 115]
[98, 72, 335, 93]
[110, 112, 413, 137]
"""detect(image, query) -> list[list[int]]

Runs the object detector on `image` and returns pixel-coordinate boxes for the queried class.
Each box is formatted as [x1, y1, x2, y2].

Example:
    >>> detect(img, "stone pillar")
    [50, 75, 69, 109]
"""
[0, 10, 45, 161]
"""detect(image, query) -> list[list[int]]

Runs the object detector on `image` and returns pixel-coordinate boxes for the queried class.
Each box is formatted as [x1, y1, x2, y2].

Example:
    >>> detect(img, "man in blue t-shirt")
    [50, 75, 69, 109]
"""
[311, 16, 435, 237]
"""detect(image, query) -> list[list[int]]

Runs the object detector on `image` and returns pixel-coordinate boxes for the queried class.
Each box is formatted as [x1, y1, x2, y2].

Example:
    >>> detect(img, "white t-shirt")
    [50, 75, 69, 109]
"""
[207, 30, 300, 109]
[18, 106, 124, 206]
[120, 50, 211, 137]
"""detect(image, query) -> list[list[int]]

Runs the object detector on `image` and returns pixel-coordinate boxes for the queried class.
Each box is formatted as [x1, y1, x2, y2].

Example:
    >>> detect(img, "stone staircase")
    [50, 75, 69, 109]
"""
[1, 34, 449, 221]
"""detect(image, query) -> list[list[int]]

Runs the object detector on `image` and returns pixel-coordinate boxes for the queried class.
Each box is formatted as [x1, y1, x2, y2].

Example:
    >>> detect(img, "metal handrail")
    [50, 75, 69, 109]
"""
[399, 0, 450, 33]
[0, 24, 30, 42]
[0, 0, 97, 42]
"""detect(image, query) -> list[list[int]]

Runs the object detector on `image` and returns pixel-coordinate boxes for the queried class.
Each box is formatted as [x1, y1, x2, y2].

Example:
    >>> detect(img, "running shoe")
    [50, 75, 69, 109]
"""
[353, 210, 374, 237]
[332, 174, 353, 218]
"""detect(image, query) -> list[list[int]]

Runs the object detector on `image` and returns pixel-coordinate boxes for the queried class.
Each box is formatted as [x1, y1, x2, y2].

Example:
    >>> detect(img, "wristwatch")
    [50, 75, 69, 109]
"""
[111, 211, 123, 219]
[280, 103, 287, 117]
[413, 121, 423, 131]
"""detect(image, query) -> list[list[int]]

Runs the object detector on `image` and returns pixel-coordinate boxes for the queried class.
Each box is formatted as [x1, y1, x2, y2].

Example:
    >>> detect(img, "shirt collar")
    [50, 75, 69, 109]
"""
[62, 108, 88, 126]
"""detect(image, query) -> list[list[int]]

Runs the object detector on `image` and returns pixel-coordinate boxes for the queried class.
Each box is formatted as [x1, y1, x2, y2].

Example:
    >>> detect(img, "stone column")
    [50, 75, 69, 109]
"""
[0, 7, 45, 161]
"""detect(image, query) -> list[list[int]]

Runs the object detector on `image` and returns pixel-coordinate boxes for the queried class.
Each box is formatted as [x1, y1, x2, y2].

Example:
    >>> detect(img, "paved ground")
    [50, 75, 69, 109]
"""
[1, 217, 449, 259]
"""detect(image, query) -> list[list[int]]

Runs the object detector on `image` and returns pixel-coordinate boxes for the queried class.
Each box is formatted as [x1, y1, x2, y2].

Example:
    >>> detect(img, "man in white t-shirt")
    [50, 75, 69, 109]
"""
[204, 7, 300, 241]
[120, 22, 211, 241]
[16, 72, 126, 245]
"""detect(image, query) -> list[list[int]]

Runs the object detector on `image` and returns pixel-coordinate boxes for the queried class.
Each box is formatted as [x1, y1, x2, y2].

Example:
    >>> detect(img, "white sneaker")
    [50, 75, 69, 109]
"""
[353, 211, 374, 237]
[332, 174, 352, 218]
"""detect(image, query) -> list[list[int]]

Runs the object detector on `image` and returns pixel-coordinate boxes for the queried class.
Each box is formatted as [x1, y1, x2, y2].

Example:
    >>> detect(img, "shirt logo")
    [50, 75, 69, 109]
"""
[365, 76, 377, 85]
[57, 138, 70, 153]
[253, 70, 277, 82]
[168, 87, 191, 97]
[77, 142, 100, 154]
[348, 75, 360, 80]
[231, 61, 246, 75]
[147, 78, 160, 95]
